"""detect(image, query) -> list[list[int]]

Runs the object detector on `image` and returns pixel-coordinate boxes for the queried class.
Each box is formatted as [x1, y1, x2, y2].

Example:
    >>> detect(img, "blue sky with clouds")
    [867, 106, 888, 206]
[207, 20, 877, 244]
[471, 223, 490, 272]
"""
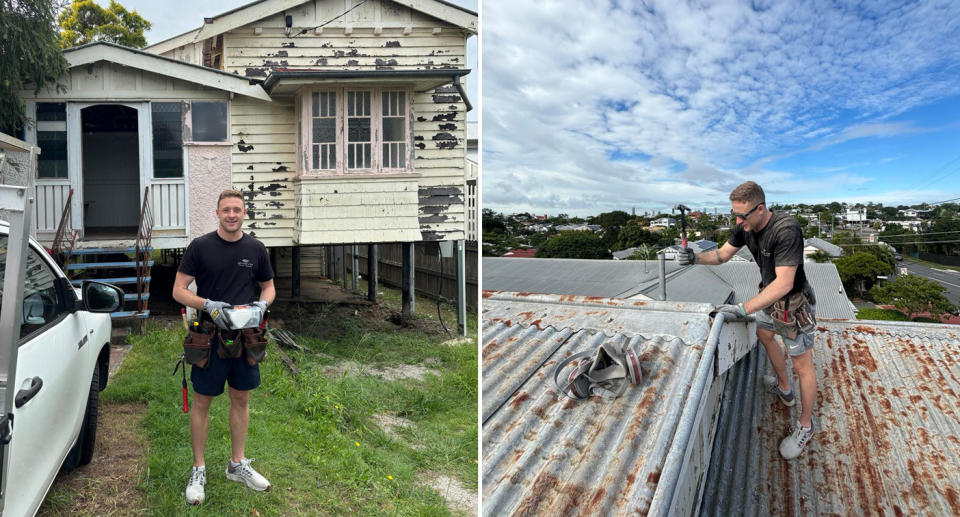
[482, 0, 960, 216]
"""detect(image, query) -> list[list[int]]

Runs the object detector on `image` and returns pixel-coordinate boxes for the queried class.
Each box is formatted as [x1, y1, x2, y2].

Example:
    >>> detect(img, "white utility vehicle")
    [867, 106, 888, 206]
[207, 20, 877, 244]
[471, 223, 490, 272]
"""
[1, 134, 123, 516]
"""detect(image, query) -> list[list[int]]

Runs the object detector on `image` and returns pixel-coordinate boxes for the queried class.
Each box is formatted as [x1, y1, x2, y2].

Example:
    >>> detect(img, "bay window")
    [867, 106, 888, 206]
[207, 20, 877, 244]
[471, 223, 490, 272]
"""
[300, 88, 411, 175]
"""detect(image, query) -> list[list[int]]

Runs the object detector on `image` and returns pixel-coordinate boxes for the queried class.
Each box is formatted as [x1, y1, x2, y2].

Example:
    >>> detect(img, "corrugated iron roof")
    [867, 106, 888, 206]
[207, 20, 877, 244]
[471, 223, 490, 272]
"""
[482, 292, 718, 516]
[482, 257, 682, 298]
[701, 320, 960, 516]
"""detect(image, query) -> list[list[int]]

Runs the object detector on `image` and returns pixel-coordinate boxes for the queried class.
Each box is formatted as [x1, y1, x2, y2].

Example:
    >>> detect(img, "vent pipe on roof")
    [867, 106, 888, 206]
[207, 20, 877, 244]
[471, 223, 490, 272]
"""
[658, 251, 666, 301]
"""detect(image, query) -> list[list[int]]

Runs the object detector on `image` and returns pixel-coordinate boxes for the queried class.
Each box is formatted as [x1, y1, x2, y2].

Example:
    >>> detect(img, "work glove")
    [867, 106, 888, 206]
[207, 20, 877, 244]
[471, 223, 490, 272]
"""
[252, 300, 268, 327]
[677, 247, 696, 265]
[716, 303, 748, 319]
[203, 299, 231, 329]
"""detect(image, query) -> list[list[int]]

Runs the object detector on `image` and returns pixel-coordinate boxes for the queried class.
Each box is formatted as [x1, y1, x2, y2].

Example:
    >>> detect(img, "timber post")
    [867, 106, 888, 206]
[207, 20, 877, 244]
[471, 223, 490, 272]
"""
[291, 245, 301, 297]
[367, 244, 378, 302]
[402, 242, 415, 319]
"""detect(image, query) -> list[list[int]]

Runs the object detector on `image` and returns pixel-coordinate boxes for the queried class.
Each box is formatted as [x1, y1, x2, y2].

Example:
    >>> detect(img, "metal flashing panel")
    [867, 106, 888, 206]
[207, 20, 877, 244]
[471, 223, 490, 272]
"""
[481, 293, 718, 516]
[702, 320, 960, 515]
[482, 257, 683, 298]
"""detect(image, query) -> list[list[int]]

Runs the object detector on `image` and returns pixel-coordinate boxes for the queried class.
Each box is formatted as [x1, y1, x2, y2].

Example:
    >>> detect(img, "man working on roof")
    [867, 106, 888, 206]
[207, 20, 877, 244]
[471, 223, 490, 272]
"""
[678, 181, 817, 459]
[173, 189, 275, 504]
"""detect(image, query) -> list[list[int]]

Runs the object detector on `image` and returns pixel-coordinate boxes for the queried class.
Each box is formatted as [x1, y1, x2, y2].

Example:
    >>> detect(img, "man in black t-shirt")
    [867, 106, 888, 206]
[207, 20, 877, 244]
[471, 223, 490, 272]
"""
[677, 181, 817, 459]
[173, 190, 275, 504]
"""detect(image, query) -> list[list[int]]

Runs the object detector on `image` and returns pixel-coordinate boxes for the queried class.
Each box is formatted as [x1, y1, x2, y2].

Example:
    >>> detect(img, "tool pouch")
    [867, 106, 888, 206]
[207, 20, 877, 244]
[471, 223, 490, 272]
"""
[764, 291, 816, 338]
[241, 327, 268, 366]
[217, 329, 244, 359]
[182, 321, 215, 369]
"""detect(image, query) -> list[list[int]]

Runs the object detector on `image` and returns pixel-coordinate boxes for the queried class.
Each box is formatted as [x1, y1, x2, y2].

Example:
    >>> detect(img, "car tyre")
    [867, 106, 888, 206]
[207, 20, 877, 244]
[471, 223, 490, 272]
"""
[63, 363, 100, 469]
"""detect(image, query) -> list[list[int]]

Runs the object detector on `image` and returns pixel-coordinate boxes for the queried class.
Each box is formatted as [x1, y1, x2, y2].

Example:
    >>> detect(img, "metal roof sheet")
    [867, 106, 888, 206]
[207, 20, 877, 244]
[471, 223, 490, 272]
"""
[482, 257, 682, 298]
[707, 262, 855, 320]
[482, 293, 718, 516]
[636, 266, 734, 305]
[805, 237, 843, 257]
[701, 319, 960, 515]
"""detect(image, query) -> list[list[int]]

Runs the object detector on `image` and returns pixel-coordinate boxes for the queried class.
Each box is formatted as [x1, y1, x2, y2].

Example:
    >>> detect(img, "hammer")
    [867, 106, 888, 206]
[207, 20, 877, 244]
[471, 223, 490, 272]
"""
[674, 204, 691, 249]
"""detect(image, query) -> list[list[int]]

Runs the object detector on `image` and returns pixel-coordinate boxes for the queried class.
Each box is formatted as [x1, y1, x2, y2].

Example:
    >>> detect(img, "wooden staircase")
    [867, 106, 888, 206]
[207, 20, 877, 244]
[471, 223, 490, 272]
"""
[58, 188, 154, 321]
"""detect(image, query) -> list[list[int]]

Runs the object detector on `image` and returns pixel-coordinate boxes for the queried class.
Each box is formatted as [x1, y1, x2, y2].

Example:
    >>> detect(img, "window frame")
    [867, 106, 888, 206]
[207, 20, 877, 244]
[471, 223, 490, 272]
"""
[298, 87, 413, 176]
[3, 240, 71, 345]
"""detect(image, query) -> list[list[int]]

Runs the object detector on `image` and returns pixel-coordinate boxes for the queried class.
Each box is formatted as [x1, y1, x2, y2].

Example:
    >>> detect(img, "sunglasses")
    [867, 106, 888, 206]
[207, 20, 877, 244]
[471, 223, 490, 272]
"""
[731, 203, 763, 219]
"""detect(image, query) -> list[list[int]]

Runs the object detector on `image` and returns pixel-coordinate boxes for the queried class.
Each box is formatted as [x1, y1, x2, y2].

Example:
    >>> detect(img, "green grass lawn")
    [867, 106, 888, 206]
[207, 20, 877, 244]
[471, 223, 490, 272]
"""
[42, 289, 477, 516]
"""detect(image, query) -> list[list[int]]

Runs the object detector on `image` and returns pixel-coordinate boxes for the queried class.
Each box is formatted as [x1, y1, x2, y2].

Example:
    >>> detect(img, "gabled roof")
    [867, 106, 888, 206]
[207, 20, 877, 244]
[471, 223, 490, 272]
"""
[63, 42, 271, 101]
[145, 0, 477, 55]
[805, 237, 842, 257]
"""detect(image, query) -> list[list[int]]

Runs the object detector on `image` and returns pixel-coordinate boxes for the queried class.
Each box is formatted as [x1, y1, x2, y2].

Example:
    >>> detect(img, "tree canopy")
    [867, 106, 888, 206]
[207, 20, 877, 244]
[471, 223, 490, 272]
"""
[0, 0, 68, 133]
[535, 231, 611, 259]
[834, 251, 893, 297]
[870, 274, 956, 319]
[59, 0, 151, 49]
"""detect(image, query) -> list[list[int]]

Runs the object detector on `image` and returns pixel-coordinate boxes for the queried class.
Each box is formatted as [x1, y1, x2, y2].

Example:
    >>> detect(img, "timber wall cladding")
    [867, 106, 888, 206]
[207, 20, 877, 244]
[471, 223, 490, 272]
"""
[231, 96, 297, 247]
[219, 0, 468, 244]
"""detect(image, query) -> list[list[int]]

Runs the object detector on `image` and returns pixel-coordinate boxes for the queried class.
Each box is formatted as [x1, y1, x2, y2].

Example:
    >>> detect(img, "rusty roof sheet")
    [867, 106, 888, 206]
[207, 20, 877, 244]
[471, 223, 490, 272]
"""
[481, 292, 717, 516]
[701, 320, 960, 516]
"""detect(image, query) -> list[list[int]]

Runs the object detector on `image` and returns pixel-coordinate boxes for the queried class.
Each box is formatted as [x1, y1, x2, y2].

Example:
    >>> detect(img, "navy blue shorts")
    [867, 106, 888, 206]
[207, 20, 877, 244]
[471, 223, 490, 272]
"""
[191, 343, 261, 396]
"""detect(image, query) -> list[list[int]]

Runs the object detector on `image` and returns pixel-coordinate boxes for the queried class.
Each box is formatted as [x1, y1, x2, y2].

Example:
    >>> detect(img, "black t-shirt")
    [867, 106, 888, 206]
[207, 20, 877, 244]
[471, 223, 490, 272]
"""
[178, 231, 274, 305]
[728, 211, 807, 295]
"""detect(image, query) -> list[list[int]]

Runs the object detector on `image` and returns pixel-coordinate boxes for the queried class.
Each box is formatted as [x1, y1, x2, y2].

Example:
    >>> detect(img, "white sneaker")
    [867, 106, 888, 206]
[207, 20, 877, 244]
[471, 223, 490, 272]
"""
[225, 458, 271, 492]
[185, 466, 206, 505]
[763, 374, 796, 407]
[780, 420, 815, 459]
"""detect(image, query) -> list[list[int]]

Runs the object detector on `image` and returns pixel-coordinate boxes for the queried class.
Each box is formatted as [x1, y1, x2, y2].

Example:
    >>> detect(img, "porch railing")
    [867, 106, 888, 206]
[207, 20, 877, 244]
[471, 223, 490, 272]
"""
[50, 188, 77, 270]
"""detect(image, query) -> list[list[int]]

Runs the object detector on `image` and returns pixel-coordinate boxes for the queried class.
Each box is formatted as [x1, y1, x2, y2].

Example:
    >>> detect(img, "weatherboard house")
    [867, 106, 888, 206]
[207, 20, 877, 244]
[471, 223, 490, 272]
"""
[9, 0, 476, 317]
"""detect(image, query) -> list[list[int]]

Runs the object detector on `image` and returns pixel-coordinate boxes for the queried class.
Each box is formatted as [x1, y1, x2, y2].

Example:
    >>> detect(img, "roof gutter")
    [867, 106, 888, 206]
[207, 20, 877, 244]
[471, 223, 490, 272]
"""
[262, 69, 470, 93]
[648, 312, 725, 516]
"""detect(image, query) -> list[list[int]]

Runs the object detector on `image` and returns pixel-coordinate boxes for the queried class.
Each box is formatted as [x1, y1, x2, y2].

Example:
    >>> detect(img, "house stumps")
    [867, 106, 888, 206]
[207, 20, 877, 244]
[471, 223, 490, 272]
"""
[402, 242, 415, 320]
[367, 243, 378, 303]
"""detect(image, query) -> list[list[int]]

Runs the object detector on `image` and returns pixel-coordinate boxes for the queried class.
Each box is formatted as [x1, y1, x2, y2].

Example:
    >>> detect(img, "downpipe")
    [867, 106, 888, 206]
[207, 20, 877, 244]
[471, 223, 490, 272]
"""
[647, 312, 726, 516]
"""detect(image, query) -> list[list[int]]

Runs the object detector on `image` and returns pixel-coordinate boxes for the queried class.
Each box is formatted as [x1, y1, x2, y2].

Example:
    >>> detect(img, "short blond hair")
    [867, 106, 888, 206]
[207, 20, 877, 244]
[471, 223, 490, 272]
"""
[217, 189, 244, 208]
[729, 181, 765, 205]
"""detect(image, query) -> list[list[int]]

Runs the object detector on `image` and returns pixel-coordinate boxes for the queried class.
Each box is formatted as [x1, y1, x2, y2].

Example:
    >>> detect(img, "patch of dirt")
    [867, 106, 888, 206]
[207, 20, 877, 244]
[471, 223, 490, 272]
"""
[371, 414, 412, 439]
[38, 402, 148, 517]
[322, 361, 439, 381]
[420, 472, 477, 517]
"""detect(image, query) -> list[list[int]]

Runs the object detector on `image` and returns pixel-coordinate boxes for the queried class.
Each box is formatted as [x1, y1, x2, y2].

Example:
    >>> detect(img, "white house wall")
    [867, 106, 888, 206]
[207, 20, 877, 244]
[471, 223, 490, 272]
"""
[163, 0, 470, 244]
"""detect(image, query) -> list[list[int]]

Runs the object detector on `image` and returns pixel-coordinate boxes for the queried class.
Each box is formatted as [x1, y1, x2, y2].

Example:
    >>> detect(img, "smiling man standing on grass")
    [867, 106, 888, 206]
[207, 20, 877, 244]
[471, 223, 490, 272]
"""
[677, 181, 818, 459]
[172, 189, 276, 504]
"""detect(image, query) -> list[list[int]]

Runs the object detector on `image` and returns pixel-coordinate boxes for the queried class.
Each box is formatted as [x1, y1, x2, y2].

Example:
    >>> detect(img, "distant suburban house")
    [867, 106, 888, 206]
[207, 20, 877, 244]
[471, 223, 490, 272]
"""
[555, 223, 601, 232]
[501, 247, 536, 258]
[843, 208, 867, 223]
[650, 216, 676, 228]
[15, 0, 477, 250]
[804, 237, 842, 259]
[899, 208, 933, 218]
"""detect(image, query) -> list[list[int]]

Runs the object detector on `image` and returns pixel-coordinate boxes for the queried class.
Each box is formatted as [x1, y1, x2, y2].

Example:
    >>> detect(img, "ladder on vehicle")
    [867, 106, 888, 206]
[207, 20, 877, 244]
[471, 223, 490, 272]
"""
[0, 132, 40, 512]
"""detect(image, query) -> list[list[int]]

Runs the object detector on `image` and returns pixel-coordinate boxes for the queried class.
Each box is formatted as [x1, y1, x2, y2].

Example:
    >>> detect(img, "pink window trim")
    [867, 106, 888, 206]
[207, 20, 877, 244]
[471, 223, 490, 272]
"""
[298, 87, 413, 176]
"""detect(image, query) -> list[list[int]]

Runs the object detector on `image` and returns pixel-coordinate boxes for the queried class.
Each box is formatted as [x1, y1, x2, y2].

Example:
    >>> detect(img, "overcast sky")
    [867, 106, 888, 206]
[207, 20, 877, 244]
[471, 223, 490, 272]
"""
[121, 0, 478, 120]
[483, 0, 960, 216]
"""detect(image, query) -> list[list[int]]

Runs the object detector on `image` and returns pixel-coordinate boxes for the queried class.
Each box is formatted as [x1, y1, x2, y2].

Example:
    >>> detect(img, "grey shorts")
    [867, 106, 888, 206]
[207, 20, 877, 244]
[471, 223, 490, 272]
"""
[755, 304, 816, 357]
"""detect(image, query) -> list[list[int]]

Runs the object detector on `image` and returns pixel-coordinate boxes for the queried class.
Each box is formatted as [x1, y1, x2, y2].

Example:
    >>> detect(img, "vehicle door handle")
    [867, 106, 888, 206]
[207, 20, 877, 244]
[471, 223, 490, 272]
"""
[15, 377, 44, 408]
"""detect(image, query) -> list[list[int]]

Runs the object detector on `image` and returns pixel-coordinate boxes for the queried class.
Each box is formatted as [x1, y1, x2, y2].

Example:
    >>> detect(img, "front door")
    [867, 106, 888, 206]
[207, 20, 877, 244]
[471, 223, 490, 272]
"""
[66, 102, 151, 240]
